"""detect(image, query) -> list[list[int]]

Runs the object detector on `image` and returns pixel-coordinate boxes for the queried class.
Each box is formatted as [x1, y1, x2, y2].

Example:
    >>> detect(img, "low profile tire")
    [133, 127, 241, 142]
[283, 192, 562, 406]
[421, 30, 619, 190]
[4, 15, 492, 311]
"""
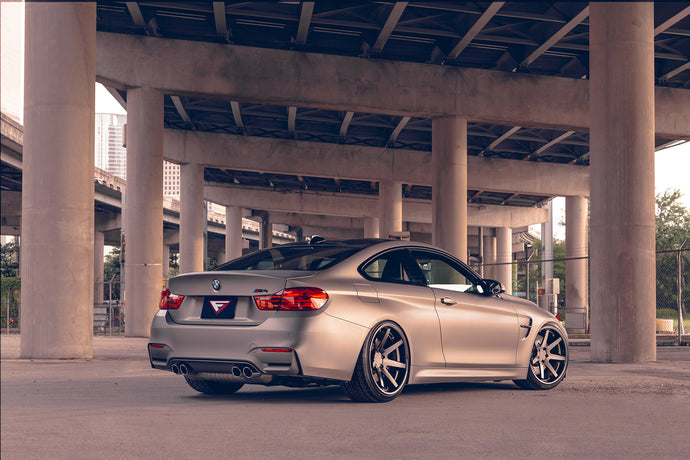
[514, 323, 568, 390]
[343, 321, 410, 403]
[184, 375, 244, 395]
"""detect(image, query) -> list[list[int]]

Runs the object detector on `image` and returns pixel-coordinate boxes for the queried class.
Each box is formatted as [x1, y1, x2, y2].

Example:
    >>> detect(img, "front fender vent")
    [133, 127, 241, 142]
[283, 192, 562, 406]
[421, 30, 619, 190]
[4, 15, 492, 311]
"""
[518, 315, 532, 340]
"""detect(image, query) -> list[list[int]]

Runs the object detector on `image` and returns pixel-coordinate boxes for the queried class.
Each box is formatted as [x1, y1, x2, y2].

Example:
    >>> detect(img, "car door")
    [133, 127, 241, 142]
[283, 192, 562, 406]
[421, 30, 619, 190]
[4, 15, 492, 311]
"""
[409, 249, 519, 368]
[359, 249, 445, 369]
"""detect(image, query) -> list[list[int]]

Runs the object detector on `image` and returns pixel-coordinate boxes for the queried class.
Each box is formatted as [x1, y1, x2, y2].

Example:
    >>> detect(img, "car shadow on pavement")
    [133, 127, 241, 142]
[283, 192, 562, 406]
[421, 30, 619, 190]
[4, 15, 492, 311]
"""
[181, 380, 523, 404]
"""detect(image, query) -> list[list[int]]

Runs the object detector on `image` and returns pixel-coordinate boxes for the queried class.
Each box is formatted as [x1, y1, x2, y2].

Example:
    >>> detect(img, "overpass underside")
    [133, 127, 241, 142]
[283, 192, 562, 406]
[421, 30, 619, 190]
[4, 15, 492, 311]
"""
[15, 2, 690, 362]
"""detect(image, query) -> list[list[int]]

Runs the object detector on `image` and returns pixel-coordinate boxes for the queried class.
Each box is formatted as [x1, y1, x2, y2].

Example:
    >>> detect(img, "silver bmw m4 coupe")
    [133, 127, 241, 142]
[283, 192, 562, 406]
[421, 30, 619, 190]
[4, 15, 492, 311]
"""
[149, 239, 568, 402]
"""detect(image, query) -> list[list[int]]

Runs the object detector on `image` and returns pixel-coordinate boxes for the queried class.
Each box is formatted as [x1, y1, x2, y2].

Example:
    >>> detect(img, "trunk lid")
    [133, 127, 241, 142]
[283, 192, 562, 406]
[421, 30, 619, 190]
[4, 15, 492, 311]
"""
[166, 271, 313, 326]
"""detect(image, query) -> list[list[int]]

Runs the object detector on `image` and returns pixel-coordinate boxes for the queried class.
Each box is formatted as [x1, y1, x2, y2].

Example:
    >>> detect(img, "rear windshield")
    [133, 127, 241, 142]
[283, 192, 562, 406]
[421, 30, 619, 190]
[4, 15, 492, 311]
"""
[215, 245, 365, 271]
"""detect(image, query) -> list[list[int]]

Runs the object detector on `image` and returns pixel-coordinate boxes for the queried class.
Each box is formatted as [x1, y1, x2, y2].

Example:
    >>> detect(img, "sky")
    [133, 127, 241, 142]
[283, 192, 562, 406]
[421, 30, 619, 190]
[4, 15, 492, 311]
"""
[3, 1, 689, 242]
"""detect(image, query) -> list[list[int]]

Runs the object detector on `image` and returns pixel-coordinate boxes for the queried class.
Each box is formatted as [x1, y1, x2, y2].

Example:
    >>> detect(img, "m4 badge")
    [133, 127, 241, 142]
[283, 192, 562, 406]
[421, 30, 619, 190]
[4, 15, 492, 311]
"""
[209, 300, 232, 315]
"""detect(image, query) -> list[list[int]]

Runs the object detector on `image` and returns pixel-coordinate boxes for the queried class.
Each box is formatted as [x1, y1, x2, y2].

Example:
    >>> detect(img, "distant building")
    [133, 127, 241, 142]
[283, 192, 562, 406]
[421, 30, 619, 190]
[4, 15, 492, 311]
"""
[163, 162, 180, 198]
[95, 113, 127, 179]
[93, 115, 185, 199]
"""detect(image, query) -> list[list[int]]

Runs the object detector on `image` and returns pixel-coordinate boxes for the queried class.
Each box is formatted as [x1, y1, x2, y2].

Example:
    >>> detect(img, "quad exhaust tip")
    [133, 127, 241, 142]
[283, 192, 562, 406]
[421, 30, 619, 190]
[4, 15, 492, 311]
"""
[173, 362, 256, 379]
[232, 365, 256, 379]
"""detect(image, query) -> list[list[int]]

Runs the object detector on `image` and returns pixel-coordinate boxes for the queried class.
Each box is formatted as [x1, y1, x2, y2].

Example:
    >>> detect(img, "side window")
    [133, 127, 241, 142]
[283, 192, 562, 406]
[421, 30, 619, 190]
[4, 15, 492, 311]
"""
[410, 250, 484, 294]
[361, 250, 425, 285]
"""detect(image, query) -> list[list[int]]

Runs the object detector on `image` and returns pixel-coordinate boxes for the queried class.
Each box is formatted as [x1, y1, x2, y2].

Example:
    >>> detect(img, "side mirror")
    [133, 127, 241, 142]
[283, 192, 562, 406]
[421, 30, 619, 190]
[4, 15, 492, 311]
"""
[483, 279, 505, 296]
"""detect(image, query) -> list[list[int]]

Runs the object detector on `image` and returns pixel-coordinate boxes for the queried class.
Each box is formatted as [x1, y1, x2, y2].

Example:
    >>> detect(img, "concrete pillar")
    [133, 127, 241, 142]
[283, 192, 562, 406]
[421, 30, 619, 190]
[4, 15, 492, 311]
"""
[541, 201, 554, 282]
[590, 3, 656, 362]
[482, 231, 496, 280]
[364, 216, 380, 238]
[180, 163, 205, 273]
[225, 206, 243, 261]
[21, 3, 96, 358]
[94, 231, 105, 304]
[432, 117, 468, 261]
[124, 87, 164, 337]
[290, 226, 304, 243]
[495, 227, 512, 295]
[566, 196, 589, 334]
[378, 180, 402, 238]
[162, 244, 170, 280]
[259, 212, 272, 249]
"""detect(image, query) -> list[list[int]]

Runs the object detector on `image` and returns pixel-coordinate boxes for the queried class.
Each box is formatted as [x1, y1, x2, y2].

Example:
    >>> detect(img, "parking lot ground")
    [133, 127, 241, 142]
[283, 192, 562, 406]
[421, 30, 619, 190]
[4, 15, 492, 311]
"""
[2, 334, 689, 459]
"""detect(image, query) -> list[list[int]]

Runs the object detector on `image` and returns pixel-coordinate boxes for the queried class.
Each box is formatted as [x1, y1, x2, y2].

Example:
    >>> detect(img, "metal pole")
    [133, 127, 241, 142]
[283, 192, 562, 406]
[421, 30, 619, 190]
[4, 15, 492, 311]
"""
[525, 261, 530, 302]
[107, 285, 110, 335]
[678, 241, 686, 342]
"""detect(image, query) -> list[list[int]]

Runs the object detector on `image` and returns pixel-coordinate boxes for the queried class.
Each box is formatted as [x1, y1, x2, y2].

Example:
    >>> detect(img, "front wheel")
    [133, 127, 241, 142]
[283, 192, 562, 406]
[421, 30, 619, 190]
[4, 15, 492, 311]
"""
[514, 323, 568, 390]
[184, 375, 244, 395]
[343, 321, 410, 403]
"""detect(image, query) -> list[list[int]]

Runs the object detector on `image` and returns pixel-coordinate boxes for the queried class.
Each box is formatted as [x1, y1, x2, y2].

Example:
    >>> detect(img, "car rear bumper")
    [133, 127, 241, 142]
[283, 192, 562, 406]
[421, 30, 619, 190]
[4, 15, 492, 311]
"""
[148, 309, 368, 382]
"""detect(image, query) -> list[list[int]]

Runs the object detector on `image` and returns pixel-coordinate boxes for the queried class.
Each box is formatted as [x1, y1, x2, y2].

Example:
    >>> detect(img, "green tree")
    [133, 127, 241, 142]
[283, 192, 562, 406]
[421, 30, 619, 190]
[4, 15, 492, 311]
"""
[656, 189, 690, 249]
[1, 241, 20, 277]
[169, 252, 179, 277]
[103, 247, 122, 300]
[655, 189, 690, 319]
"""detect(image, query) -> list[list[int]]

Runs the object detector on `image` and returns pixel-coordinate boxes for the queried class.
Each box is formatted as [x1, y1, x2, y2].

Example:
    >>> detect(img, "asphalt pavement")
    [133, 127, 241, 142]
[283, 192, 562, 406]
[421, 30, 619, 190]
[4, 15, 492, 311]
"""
[2, 335, 689, 459]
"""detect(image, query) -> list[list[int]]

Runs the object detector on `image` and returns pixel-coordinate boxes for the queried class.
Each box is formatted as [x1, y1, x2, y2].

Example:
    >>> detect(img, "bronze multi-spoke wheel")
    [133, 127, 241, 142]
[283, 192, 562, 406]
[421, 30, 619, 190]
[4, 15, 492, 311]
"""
[515, 323, 568, 390]
[343, 321, 410, 402]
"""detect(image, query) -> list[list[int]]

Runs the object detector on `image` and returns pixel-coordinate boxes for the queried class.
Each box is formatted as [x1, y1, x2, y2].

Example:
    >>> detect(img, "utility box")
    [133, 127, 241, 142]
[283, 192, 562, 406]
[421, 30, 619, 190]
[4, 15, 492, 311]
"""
[545, 278, 560, 295]
[538, 278, 559, 316]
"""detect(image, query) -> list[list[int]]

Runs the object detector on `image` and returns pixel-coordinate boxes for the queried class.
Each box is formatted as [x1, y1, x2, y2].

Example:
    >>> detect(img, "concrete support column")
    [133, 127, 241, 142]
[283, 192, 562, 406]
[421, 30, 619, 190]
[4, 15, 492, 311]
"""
[162, 244, 170, 280]
[259, 212, 272, 249]
[290, 226, 304, 243]
[432, 117, 468, 261]
[541, 201, 554, 282]
[225, 206, 244, 261]
[21, 2, 96, 358]
[495, 227, 512, 295]
[590, 3, 656, 362]
[566, 196, 589, 334]
[94, 231, 105, 304]
[378, 180, 402, 238]
[364, 216, 380, 239]
[482, 231, 496, 280]
[124, 87, 164, 337]
[180, 163, 205, 273]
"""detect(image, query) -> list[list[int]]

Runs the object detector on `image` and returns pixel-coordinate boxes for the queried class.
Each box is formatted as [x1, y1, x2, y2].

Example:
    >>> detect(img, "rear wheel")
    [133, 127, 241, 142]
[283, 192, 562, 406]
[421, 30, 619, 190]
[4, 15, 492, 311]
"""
[343, 321, 410, 403]
[184, 376, 244, 395]
[514, 323, 568, 390]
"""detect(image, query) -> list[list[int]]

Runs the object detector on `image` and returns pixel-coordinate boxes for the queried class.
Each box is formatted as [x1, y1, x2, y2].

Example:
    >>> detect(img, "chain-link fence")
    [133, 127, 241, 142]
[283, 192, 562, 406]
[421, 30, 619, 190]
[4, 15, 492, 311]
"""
[1, 249, 688, 336]
[94, 278, 124, 335]
[474, 247, 688, 336]
[1, 278, 20, 334]
[655, 248, 689, 335]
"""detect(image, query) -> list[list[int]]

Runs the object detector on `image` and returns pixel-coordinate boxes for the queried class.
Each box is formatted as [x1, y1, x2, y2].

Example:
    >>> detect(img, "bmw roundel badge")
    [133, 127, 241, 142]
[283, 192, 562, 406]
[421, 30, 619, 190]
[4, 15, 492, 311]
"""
[211, 279, 221, 292]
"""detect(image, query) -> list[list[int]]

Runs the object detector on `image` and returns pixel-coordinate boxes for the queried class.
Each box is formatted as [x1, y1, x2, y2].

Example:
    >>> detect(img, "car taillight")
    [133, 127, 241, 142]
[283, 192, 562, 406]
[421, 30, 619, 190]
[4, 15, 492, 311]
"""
[159, 288, 184, 309]
[254, 287, 328, 311]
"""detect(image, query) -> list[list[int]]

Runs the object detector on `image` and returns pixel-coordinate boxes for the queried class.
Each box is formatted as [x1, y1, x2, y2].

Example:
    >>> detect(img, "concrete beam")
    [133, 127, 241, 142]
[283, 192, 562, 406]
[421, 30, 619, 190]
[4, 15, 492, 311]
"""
[97, 32, 690, 138]
[204, 184, 548, 227]
[266, 212, 364, 230]
[300, 226, 363, 241]
[1, 191, 21, 216]
[165, 130, 590, 197]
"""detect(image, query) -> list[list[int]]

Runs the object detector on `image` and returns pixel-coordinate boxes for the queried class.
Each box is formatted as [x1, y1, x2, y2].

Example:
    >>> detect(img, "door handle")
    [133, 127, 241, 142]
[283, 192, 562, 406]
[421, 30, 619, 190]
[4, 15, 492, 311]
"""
[440, 297, 457, 305]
